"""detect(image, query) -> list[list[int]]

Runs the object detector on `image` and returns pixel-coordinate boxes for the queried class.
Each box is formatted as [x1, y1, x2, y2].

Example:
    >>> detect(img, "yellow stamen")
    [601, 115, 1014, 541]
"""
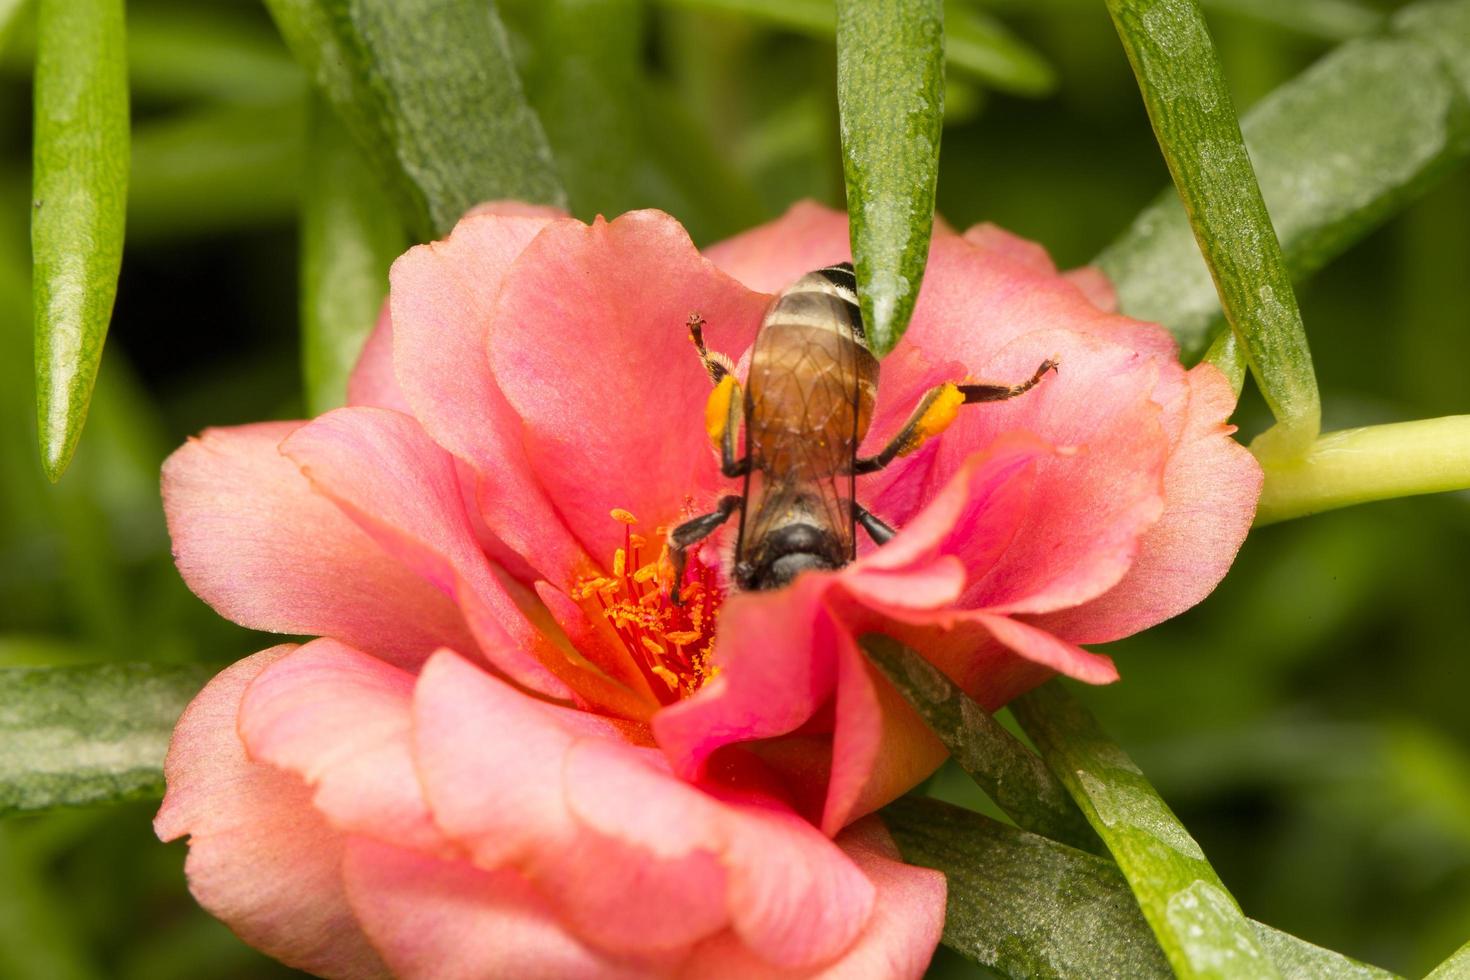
[611, 508, 638, 525]
[571, 509, 727, 705]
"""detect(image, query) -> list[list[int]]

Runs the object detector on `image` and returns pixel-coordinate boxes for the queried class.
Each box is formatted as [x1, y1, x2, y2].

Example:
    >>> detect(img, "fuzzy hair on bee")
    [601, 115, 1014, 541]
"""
[670, 261, 1056, 603]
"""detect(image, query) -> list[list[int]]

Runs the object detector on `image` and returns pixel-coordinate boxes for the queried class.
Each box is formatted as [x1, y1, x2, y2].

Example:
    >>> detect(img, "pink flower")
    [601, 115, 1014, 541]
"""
[156, 201, 1258, 977]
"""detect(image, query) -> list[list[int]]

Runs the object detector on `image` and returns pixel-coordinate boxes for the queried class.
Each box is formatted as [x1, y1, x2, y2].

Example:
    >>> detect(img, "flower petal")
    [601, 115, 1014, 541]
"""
[162, 422, 475, 670]
[820, 630, 946, 834]
[1029, 362, 1261, 642]
[563, 739, 875, 968]
[930, 331, 1170, 615]
[411, 650, 644, 870]
[487, 210, 772, 565]
[342, 837, 643, 980]
[655, 576, 839, 784]
[281, 407, 575, 698]
[411, 651, 727, 956]
[238, 638, 446, 855]
[907, 226, 1179, 368]
[155, 647, 389, 980]
[389, 206, 589, 586]
[702, 200, 851, 293]
[679, 817, 945, 979]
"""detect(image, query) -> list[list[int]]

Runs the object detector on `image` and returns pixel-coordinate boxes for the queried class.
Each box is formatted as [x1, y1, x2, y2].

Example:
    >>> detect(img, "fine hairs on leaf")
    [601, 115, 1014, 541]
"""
[863, 636, 1101, 853]
[1098, 0, 1470, 362]
[884, 797, 1401, 980]
[1013, 682, 1280, 979]
[0, 663, 211, 816]
[261, 0, 565, 240]
[835, 0, 945, 356]
[30, 0, 129, 482]
[1103, 0, 1320, 459]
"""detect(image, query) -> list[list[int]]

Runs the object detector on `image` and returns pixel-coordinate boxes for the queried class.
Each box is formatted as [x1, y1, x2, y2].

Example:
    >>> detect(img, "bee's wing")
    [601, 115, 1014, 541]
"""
[737, 321, 860, 563]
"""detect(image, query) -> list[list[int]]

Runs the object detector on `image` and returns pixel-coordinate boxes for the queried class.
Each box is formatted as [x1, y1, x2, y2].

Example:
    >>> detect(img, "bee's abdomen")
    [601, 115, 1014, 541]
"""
[745, 263, 881, 477]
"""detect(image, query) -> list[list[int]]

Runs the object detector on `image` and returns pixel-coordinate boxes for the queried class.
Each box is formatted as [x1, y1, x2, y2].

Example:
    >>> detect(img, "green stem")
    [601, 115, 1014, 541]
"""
[1254, 416, 1470, 526]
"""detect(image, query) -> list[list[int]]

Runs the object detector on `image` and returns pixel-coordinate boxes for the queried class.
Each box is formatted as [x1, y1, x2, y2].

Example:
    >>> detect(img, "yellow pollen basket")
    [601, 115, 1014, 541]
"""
[705, 374, 739, 448]
[571, 508, 724, 704]
[901, 382, 966, 455]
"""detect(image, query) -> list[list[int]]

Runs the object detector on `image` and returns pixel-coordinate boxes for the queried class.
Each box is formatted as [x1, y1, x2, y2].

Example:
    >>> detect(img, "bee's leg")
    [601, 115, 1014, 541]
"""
[669, 495, 743, 605]
[705, 373, 750, 478]
[687, 313, 735, 385]
[853, 502, 896, 546]
[853, 359, 1057, 475]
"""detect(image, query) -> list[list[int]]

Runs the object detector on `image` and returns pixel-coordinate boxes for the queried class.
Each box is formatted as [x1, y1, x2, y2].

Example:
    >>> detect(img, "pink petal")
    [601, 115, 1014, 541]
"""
[679, 818, 945, 979]
[903, 228, 1179, 377]
[410, 650, 644, 870]
[389, 206, 589, 586]
[347, 303, 410, 412]
[342, 837, 645, 980]
[155, 647, 388, 979]
[487, 210, 772, 564]
[930, 331, 1171, 615]
[820, 630, 947, 834]
[654, 576, 839, 783]
[858, 433, 1049, 580]
[864, 610, 1115, 710]
[411, 651, 727, 956]
[703, 200, 851, 293]
[1063, 266, 1119, 314]
[1029, 362, 1261, 642]
[563, 739, 875, 968]
[967, 611, 1120, 684]
[280, 406, 572, 699]
[162, 422, 475, 670]
[237, 638, 447, 855]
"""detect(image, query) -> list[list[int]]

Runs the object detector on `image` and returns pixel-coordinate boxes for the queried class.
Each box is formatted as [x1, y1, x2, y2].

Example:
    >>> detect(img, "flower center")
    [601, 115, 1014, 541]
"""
[571, 509, 723, 705]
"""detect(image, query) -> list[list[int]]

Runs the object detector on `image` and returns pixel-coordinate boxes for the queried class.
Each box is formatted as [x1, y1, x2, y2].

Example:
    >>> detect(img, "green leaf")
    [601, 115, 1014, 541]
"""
[836, 0, 944, 356]
[261, 0, 565, 240]
[885, 797, 1401, 980]
[30, 0, 129, 483]
[863, 637, 1100, 852]
[1104, 0, 1319, 458]
[1425, 939, 1470, 980]
[1097, 0, 1470, 361]
[0, 663, 210, 816]
[1012, 682, 1280, 979]
[654, 0, 1054, 94]
[128, 99, 305, 242]
[301, 95, 406, 415]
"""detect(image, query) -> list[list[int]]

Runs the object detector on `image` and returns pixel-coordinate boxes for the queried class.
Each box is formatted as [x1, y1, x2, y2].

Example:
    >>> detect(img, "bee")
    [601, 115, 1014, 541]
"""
[670, 262, 1055, 602]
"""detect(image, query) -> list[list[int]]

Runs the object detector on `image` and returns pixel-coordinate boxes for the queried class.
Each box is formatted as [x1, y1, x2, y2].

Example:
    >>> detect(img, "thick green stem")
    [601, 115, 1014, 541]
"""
[1254, 416, 1470, 525]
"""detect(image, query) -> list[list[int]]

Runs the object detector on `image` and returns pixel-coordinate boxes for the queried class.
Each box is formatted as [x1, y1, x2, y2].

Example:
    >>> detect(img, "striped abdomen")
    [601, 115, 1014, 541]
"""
[743, 263, 879, 480]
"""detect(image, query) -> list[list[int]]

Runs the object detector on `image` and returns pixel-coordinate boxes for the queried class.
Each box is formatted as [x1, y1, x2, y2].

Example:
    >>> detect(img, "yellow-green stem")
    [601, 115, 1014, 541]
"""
[1254, 416, 1470, 525]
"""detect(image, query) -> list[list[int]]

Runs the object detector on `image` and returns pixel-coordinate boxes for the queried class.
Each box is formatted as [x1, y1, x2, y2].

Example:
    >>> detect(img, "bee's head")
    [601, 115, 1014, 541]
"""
[738, 523, 844, 591]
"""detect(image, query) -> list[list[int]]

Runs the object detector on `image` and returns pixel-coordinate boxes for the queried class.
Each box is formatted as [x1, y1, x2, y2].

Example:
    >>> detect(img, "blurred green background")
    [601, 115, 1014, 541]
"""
[1, 1, 1467, 977]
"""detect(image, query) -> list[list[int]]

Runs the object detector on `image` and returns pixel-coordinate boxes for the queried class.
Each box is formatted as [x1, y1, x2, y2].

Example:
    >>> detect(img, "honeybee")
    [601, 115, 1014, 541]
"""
[670, 262, 1054, 602]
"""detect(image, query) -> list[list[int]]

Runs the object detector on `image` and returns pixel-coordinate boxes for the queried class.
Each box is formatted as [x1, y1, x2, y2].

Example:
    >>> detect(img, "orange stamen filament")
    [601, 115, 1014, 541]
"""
[571, 510, 723, 705]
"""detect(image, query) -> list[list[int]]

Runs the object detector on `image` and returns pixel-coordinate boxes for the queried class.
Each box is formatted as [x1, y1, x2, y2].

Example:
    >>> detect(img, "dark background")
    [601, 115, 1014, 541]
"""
[1, 1, 1467, 976]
